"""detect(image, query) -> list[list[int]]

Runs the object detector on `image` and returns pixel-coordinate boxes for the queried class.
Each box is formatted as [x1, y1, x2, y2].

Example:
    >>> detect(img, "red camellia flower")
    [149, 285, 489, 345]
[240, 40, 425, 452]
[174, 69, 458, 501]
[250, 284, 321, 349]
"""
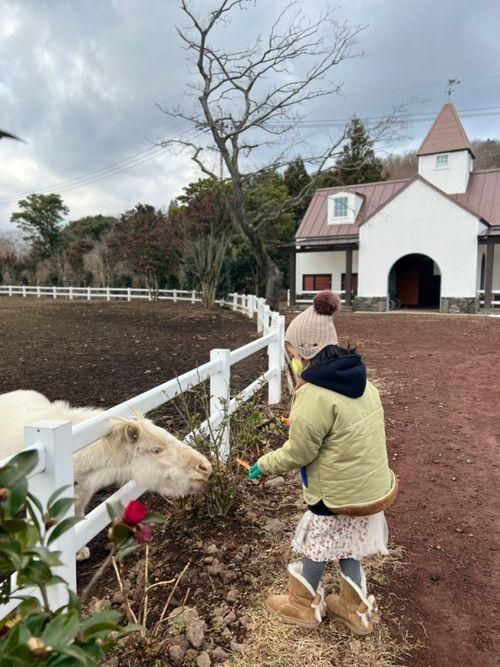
[123, 500, 149, 526]
[135, 524, 154, 544]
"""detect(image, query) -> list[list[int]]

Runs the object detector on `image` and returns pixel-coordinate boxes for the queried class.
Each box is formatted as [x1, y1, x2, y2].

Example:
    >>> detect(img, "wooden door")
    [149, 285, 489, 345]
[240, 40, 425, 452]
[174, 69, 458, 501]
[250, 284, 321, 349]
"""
[397, 268, 419, 306]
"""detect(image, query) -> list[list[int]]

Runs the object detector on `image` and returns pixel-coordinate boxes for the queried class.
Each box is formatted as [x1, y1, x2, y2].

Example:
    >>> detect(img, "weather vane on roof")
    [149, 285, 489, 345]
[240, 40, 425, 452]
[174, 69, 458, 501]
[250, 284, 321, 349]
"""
[446, 78, 461, 101]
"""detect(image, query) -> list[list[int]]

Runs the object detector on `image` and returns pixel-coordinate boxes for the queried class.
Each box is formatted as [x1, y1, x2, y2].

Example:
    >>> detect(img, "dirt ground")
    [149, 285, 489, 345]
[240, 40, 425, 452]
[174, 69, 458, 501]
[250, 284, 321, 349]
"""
[0, 298, 498, 666]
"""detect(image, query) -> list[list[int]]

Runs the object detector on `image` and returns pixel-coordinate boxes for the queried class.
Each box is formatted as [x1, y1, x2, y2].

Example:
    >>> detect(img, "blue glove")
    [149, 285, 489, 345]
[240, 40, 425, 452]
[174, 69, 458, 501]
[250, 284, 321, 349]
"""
[248, 463, 264, 479]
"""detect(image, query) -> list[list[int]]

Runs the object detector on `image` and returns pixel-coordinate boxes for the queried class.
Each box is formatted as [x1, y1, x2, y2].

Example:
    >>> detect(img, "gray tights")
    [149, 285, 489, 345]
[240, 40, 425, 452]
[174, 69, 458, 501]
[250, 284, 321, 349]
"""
[302, 557, 362, 591]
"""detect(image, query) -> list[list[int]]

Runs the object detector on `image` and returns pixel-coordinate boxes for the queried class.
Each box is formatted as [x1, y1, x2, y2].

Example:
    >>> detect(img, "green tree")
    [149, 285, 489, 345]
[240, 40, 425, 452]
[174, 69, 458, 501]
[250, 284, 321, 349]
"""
[283, 158, 312, 226]
[10, 194, 69, 259]
[62, 214, 117, 245]
[320, 116, 386, 187]
[173, 178, 234, 305]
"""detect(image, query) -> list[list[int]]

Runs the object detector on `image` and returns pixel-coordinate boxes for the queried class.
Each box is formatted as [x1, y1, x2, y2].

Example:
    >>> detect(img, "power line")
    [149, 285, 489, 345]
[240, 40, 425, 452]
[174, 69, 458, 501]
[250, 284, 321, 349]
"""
[0, 127, 201, 204]
[345, 74, 500, 97]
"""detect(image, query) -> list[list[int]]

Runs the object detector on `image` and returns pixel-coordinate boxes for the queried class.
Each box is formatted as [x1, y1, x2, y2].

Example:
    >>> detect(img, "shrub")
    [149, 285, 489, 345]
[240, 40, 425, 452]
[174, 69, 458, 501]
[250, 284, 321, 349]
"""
[0, 450, 141, 666]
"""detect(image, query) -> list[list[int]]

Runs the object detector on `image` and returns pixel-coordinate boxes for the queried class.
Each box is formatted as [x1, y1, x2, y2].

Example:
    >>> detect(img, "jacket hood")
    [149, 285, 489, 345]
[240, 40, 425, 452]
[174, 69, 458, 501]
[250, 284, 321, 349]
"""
[301, 353, 367, 398]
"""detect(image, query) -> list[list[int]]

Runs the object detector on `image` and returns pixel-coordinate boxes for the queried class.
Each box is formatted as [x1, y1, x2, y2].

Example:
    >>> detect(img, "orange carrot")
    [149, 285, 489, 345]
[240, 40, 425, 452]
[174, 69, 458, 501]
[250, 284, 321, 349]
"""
[235, 458, 251, 471]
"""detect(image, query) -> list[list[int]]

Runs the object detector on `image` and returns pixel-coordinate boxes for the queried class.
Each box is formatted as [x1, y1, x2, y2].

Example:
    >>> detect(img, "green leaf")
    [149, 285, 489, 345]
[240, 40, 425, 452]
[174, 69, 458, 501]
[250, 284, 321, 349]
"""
[42, 609, 80, 648]
[24, 498, 42, 535]
[26, 492, 44, 516]
[78, 610, 121, 641]
[115, 543, 141, 560]
[47, 486, 73, 509]
[0, 451, 38, 487]
[115, 622, 143, 638]
[16, 596, 42, 616]
[47, 517, 81, 545]
[16, 523, 39, 550]
[4, 480, 28, 516]
[1, 519, 28, 535]
[109, 523, 132, 544]
[67, 590, 81, 614]
[20, 559, 53, 584]
[48, 498, 74, 521]
[24, 547, 63, 568]
[50, 644, 97, 666]
[105, 501, 123, 522]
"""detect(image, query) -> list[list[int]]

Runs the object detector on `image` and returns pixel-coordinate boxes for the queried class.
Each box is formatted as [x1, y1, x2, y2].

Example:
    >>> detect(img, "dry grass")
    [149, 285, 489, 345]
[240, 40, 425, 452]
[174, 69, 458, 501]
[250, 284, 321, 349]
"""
[231, 549, 419, 667]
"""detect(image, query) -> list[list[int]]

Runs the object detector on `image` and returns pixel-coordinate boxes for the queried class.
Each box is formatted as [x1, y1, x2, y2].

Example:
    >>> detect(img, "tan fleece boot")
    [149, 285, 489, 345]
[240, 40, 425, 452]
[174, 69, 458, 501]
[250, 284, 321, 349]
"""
[266, 561, 325, 629]
[326, 571, 379, 635]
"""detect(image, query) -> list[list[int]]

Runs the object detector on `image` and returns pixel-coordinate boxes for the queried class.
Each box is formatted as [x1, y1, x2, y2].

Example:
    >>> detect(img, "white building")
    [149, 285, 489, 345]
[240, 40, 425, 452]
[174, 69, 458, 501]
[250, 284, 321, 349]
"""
[291, 103, 500, 312]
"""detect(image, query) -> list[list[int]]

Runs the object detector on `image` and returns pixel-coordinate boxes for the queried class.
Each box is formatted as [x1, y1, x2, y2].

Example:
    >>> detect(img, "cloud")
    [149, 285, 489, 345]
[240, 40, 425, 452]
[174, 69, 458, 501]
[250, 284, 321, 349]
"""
[1, 0, 498, 232]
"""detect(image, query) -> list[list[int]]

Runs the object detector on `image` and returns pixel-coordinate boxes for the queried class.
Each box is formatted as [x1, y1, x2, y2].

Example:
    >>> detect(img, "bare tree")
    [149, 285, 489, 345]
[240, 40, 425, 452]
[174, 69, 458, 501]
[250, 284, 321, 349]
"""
[160, 1, 369, 307]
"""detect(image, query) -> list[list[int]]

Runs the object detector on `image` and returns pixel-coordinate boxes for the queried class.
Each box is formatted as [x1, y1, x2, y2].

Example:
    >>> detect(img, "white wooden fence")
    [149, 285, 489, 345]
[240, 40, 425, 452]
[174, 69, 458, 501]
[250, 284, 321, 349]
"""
[477, 289, 500, 308]
[0, 284, 201, 303]
[0, 291, 285, 617]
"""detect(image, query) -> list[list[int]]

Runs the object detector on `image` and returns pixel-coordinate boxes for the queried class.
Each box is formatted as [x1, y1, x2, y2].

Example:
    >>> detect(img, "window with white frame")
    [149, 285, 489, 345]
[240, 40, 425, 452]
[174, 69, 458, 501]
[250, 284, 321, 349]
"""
[333, 196, 349, 218]
[435, 154, 449, 168]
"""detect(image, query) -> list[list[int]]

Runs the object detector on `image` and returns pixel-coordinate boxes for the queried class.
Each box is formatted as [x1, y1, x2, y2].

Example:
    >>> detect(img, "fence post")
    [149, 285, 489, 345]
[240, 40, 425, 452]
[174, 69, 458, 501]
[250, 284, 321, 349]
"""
[210, 349, 231, 462]
[268, 319, 282, 405]
[8, 286, 12, 297]
[191, 290, 196, 304]
[232, 293, 237, 312]
[127, 288, 131, 302]
[24, 420, 76, 609]
[53, 286, 57, 299]
[278, 314, 286, 369]
[37, 286, 41, 299]
[173, 289, 178, 303]
[22, 285, 27, 298]
[87, 287, 91, 301]
[69, 286, 73, 301]
[256, 299, 263, 333]
[248, 294, 255, 319]
[106, 287, 110, 302]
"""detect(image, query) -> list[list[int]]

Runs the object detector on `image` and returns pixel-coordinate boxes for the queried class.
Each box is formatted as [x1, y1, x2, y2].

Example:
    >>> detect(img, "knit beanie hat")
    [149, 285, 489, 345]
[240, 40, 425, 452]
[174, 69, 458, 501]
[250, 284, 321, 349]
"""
[285, 291, 340, 359]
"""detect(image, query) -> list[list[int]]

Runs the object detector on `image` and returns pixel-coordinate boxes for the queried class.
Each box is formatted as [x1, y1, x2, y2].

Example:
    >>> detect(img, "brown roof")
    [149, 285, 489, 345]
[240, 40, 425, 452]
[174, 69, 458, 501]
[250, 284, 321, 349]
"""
[453, 169, 500, 226]
[296, 169, 500, 240]
[416, 103, 474, 157]
[295, 179, 410, 240]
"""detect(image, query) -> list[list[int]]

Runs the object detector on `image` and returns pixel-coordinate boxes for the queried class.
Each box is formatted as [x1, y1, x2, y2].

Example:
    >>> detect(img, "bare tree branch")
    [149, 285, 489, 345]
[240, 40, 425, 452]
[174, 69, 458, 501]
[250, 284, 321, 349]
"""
[158, 1, 404, 307]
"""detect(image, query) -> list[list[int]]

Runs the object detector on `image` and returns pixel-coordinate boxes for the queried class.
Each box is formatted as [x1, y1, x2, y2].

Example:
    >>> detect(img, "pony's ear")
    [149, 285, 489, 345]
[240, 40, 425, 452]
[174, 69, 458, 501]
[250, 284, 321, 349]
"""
[111, 419, 140, 443]
[125, 422, 140, 442]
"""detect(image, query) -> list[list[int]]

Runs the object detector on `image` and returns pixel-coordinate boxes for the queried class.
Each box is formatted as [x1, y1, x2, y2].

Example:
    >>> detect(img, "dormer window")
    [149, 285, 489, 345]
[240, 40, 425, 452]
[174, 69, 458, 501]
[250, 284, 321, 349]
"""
[435, 154, 449, 169]
[333, 196, 348, 218]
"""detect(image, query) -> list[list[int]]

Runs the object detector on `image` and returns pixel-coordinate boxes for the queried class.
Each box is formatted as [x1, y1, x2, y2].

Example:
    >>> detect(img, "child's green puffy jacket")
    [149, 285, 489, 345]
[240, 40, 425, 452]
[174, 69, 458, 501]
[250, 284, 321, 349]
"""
[257, 381, 397, 515]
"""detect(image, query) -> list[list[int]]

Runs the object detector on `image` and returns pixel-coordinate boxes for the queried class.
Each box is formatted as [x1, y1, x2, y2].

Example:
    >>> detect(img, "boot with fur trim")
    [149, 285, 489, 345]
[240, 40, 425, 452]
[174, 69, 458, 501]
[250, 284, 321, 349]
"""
[326, 571, 379, 635]
[266, 561, 325, 629]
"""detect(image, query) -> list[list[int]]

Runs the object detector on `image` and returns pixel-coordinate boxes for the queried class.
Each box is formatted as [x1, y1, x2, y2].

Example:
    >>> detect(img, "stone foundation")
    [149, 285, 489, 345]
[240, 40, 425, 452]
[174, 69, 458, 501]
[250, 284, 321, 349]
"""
[440, 297, 477, 314]
[353, 296, 386, 312]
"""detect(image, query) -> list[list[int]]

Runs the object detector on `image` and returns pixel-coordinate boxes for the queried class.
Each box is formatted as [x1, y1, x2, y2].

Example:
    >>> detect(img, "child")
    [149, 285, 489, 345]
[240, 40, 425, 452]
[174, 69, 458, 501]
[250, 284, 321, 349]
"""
[248, 291, 397, 635]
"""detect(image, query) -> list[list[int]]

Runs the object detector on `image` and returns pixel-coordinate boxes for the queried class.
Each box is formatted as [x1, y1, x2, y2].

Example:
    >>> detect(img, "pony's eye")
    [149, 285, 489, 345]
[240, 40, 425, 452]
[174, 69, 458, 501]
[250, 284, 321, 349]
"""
[152, 447, 163, 455]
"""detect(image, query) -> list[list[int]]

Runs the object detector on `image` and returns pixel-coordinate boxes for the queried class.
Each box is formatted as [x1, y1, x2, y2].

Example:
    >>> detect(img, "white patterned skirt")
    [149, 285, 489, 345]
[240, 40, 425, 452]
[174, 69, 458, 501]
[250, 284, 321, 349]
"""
[292, 510, 389, 562]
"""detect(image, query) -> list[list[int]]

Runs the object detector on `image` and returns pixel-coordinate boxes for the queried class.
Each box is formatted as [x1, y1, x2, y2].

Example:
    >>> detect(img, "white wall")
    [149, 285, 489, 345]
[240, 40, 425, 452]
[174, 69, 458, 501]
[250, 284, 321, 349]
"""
[418, 150, 473, 194]
[296, 250, 359, 292]
[358, 179, 481, 298]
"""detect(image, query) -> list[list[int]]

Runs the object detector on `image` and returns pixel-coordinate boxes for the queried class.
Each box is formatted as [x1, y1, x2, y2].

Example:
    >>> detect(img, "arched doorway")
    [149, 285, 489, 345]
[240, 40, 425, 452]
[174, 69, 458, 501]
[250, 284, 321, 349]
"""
[388, 254, 441, 309]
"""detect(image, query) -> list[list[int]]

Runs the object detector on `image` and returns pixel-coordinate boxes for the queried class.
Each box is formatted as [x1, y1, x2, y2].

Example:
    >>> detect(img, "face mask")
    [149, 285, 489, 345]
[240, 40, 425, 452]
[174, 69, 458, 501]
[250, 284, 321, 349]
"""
[291, 358, 306, 377]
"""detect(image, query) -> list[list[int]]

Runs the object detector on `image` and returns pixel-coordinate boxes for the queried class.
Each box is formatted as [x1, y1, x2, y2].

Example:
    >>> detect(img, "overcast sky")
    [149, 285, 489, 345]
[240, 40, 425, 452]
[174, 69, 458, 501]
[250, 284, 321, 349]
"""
[1, 0, 499, 232]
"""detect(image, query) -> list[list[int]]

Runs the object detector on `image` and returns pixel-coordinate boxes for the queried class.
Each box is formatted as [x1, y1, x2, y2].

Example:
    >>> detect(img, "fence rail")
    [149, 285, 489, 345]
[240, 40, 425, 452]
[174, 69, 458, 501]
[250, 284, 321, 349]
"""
[477, 289, 500, 307]
[0, 284, 201, 303]
[0, 289, 284, 617]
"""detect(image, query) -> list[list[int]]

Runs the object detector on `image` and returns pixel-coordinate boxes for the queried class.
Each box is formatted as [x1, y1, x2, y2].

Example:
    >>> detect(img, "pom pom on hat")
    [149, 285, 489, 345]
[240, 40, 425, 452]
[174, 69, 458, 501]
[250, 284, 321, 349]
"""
[285, 290, 340, 359]
[313, 290, 341, 316]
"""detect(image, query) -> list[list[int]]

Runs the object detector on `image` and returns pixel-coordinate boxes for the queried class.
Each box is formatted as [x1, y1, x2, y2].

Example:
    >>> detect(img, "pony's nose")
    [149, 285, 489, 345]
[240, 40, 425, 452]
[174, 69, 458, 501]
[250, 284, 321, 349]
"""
[198, 461, 212, 476]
